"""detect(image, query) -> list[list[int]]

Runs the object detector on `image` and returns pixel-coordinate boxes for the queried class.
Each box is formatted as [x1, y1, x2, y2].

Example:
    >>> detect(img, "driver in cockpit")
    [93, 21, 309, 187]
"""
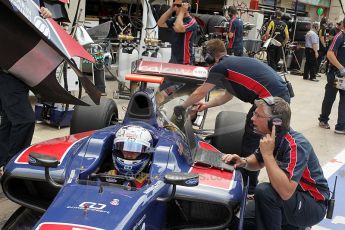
[106, 125, 153, 188]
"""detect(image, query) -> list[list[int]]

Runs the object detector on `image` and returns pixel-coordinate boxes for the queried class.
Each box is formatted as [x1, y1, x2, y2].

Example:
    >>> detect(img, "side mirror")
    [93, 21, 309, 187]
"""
[157, 172, 199, 202]
[29, 152, 60, 168]
[28, 152, 62, 188]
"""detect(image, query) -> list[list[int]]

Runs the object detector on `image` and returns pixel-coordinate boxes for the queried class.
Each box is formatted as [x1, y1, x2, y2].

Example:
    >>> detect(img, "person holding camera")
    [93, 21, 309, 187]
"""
[319, 18, 345, 133]
[264, 10, 289, 71]
[156, 0, 198, 103]
[223, 97, 329, 230]
[157, 0, 197, 65]
[174, 39, 291, 194]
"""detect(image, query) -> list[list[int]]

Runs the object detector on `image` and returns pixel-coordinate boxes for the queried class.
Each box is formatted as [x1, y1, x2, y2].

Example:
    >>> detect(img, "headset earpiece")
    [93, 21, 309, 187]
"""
[268, 115, 283, 132]
[204, 53, 215, 65]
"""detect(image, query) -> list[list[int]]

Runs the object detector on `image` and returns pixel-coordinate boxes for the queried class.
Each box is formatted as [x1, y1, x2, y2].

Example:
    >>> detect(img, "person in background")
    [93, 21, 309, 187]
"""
[226, 6, 243, 56]
[303, 22, 319, 82]
[319, 18, 345, 134]
[157, 0, 197, 65]
[0, 3, 52, 177]
[223, 97, 329, 230]
[156, 0, 198, 103]
[316, 17, 328, 75]
[264, 10, 289, 71]
[173, 39, 291, 194]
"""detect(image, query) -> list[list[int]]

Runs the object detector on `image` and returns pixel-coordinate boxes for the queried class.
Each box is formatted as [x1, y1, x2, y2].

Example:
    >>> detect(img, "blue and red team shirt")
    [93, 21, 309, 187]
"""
[166, 16, 198, 64]
[328, 31, 345, 69]
[206, 55, 290, 103]
[227, 16, 243, 50]
[254, 129, 330, 202]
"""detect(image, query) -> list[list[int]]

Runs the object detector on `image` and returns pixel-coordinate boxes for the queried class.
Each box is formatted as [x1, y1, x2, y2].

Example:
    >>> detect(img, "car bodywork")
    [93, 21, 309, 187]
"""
[1, 79, 247, 229]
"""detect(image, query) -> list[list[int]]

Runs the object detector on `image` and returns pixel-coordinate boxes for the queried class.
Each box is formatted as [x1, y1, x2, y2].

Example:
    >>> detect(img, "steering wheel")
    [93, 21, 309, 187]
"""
[90, 173, 136, 188]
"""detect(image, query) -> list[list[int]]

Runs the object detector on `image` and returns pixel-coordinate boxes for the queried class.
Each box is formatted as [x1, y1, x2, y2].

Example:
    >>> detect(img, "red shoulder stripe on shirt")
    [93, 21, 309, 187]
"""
[300, 167, 326, 201]
[284, 133, 297, 179]
[183, 31, 192, 64]
[227, 70, 272, 98]
[184, 17, 196, 29]
[329, 31, 342, 51]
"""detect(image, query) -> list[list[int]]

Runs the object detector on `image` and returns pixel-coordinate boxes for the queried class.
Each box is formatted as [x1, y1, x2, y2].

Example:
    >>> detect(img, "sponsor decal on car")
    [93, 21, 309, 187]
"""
[110, 199, 120, 206]
[35, 222, 104, 230]
[133, 214, 146, 230]
[185, 178, 198, 186]
[66, 202, 109, 214]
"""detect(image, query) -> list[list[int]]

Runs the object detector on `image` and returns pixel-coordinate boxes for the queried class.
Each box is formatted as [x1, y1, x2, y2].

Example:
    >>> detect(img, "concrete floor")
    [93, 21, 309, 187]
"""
[1, 72, 344, 227]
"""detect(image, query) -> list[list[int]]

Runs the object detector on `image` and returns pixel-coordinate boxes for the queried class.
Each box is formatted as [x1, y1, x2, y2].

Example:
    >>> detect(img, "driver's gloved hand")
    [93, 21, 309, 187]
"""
[173, 105, 186, 121]
[173, 105, 186, 132]
[338, 67, 345, 77]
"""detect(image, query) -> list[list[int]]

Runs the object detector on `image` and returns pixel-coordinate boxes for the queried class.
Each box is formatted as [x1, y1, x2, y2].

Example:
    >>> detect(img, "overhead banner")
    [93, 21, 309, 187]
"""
[297, 0, 331, 8]
[0, 0, 100, 105]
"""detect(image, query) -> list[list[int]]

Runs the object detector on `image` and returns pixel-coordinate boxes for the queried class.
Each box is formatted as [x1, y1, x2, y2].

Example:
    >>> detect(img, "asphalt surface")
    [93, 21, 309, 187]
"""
[0, 71, 344, 228]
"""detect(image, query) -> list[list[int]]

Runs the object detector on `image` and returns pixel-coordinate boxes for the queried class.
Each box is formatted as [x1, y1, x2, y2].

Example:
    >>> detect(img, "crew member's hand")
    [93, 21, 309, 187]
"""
[339, 67, 345, 77]
[40, 6, 52, 19]
[315, 52, 319, 59]
[222, 154, 244, 168]
[195, 101, 207, 112]
[259, 125, 276, 158]
[180, 2, 189, 14]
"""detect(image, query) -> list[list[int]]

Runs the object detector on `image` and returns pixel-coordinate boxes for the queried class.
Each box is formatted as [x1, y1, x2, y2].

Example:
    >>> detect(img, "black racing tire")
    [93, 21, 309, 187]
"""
[293, 21, 311, 31]
[193, 14, 213, 33]
[1, 207, 41, 230]
[293, 31, 308, 42]
[211, 111, 246, 154]
[207, 15, 227, 34]
[70, 96, 118, 134]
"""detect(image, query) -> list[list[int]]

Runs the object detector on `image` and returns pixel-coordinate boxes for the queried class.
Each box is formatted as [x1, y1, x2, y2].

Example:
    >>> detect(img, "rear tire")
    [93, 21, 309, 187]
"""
[70, 96, 118, 134]
[211, 111, 246, 154]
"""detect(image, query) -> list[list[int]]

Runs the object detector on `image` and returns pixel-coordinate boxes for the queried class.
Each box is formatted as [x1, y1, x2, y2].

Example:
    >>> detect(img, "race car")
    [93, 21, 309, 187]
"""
[1, 70, 247, 230]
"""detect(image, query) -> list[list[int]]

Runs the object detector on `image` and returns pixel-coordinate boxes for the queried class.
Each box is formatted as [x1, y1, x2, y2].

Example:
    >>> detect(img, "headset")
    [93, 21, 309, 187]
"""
[262, 97, 283, 132]
[204, 53, 215, 65]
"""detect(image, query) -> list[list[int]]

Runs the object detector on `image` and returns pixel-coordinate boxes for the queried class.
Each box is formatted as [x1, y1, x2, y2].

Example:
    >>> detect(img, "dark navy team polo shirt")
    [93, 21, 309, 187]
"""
[228, 16, 243, 51]
[328, 31, 345, 69]
[166, 16, 198, 64]
[254, 129, 330, 202]
[206, 55, 290, 103]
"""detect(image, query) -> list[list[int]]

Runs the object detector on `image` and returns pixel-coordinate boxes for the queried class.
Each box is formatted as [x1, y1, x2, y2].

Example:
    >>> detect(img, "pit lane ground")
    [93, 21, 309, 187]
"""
[1, 72, 345, 229]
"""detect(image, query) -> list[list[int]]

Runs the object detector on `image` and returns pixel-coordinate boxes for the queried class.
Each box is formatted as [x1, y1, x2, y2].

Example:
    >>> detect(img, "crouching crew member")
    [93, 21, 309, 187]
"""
[223, 97, 329, 230]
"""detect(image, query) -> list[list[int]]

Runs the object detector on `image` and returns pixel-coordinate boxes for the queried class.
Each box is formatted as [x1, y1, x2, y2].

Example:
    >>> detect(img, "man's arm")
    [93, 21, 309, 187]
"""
[260, 126, 298, 200]
[204, 91, 233, 108]
[283, 25, 289, 45]
[157, 7, 174, 28]
[264, 20, 274, 39]
[173, 3, 189, 32]
[182, 83, 215, 108]
[174, 10, 186, 32]
[227, 18, 235, 38]
[312, 42, 319, 59]
[222, 153, 263, 170]
[327, 50, 343, 69]
[319, 29, 326, 48]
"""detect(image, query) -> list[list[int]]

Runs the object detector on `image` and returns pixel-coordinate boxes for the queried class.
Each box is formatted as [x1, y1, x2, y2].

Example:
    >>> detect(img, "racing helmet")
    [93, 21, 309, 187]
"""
[112, 126, 152, 176]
